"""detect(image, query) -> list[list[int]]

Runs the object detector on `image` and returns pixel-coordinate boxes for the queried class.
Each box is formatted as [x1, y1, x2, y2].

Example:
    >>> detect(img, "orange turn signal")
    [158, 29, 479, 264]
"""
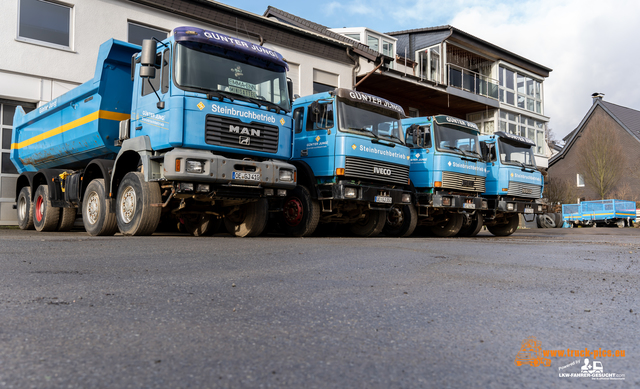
[434, 181, 442, 187]
[336, 168, 345, 176]
[175, 158, 181, 172]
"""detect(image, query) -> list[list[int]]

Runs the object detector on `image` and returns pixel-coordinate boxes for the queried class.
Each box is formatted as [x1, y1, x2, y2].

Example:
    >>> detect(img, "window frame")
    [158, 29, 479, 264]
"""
[577, 173, 585, 187]
[17, 0, 74, 51]
[127, 21, 169, 47]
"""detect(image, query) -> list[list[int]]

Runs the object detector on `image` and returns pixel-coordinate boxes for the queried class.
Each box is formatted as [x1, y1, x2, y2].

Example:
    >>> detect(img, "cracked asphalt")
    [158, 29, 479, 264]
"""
[0, 227, 638, 388]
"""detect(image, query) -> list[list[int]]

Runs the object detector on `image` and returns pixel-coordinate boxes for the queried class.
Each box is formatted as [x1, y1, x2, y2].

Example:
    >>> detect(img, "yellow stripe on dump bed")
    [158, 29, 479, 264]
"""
[10, 110, 130, 150]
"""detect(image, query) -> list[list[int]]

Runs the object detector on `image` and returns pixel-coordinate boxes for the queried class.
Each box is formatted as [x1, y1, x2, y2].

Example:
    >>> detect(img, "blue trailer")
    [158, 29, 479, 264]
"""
[562, 200, 636, 227]
[12, 27, 296, 237]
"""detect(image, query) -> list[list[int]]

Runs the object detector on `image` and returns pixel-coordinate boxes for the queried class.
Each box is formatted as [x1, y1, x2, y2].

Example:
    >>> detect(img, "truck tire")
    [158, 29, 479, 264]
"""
[430, 213, 463, 237]
[457, 213, 483, 237]
[184, 214, 221, 237]
[17, 186, 34, 230]
[225, 198, 268, 237]
[487, 213, 520, 236]
[116, 172, 161, 236]
[383, 204, 417, 237]
[57, 207, 77, 231]
[33, 185, 60, 232]
[553, 212, 564, 228]
[83, 179, 118, 236]
[349, 209, 386, 237]
[281, 186, 320, 237]
[540, 213, 555, 228]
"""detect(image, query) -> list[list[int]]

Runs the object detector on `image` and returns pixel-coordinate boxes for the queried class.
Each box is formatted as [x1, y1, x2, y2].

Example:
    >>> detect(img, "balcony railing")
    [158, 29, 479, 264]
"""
[447, 64, 499, 100]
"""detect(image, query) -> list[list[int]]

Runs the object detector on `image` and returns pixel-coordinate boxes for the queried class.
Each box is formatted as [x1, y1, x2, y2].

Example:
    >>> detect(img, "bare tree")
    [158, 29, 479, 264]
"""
[577, 116, 626, 199]
[544, 176, 577, 206]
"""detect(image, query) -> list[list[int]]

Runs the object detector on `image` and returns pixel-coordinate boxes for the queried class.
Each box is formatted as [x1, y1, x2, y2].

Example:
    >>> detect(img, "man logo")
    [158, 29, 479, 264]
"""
[373, 167, 392, 176]
[239, 136, 250, 145]
[229, 125, 261, 137]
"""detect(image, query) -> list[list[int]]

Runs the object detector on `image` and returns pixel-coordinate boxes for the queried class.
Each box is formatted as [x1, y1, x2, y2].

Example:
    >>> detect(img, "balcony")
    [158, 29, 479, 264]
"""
[447, 64, 499, 100]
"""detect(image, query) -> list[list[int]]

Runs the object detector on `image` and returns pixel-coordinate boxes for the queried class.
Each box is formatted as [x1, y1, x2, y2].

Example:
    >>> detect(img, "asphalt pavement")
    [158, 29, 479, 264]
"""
[0, 226, 638, 388]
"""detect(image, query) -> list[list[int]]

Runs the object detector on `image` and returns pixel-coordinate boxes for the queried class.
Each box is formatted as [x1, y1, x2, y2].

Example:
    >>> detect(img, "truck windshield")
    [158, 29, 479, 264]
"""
[174, 42, 291, 112]
[498, 138, 537, 167]
[336, 98, 404, 144]
[433, 124, 481, 158]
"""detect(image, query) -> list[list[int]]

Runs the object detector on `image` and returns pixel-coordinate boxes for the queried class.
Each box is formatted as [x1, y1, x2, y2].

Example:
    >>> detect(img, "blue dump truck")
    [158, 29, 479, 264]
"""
[563, 200, 636, 227]
[479, 132, 544, 236]
[385, 115, 487, 237]
[11, 27, 296, 237]
[280, 88, 412, 237]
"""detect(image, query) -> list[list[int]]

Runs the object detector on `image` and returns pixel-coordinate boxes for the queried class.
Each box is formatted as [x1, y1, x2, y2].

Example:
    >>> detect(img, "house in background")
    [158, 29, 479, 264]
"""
[548, 93, 640, 201]
[261, 12, 554, 168]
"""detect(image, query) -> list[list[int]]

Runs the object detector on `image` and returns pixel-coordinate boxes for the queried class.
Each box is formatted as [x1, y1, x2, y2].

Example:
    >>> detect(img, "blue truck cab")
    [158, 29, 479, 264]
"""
[11, 27, 296, 237]
[281, 88, 412, 237]
[399, 115, 487, 237]
[479, 131, 544, 236]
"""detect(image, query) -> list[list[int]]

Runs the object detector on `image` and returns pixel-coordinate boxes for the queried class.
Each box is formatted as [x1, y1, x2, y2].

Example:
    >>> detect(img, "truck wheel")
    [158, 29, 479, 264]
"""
[487, 213, 520, 236]
[184, 214, 221, 236]
[281, 186, 320, 237]
[33, 185, 60, 232]
[57, 207, 77, 231]
[553, 212, 564, 228]
[457, 213, 483, 237]
[349, 209, 386, 237]
[430, 213, 463, 237]
[383, 204, 417, 237]
[82, 179, 117, 236]
[116, 172, 161, 236]
[224, 198, 268, 237]
[17, 186, 34, 230]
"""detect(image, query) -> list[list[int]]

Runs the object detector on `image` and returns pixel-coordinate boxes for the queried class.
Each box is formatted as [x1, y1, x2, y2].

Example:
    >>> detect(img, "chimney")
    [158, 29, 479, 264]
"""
[591, 92, 604, 104]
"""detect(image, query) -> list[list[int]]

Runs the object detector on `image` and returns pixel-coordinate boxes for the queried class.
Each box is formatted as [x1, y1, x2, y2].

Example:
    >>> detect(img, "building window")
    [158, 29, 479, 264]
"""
[499, 111, 546, 155]
[418, 45, 441, 84]
[344, 33, 361, 42]
[468, 110, 495, 135]
[367, 35, 379, 52]
[577, 173, 585, 187]
[408, 108, 419, 118]
[18, 0, 72, 49]
[313, 69, 338, 94]
[128, 22, 168, 46]
[500, 66, 543, 114]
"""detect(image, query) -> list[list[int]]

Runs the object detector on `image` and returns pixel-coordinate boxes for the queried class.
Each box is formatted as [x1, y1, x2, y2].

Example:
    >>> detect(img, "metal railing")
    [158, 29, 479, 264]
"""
[447, 64, 499, 100]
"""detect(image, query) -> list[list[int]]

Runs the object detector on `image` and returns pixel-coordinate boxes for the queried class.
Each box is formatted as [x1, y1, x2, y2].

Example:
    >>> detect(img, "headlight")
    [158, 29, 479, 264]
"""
[344, 187, 357, 198]
[507, 203, 515, 211]
[196, 184, 210, 193]
[264, 188, 274, 196]
[401, 193, 411, 203]
[482, 200, 488, 209]
[186, 160, 204, 173]
[279, 169, 294, 182]
[277, 189, 287, 196]
[442, 197, 451, 206]
[179, 183, 194, 192]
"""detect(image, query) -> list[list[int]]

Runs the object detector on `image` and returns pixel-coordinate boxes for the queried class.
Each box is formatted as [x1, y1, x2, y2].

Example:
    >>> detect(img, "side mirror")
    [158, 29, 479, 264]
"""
[287, 79, 294, 102]
[310, 101, 321, 115]
[139, 39, 156, 79]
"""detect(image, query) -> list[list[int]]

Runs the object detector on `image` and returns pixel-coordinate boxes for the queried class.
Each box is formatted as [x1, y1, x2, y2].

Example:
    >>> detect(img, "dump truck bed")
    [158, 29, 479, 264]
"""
[10, 39, 140, 173]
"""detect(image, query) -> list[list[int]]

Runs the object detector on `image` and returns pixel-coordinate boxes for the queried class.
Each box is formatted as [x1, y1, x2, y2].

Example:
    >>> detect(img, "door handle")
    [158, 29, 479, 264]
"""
[300, 149, 308, 157]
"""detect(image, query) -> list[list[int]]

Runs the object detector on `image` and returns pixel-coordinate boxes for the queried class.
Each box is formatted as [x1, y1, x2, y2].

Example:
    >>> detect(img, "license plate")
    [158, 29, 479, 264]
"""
[463, 203, 476, 209]
[375, 196, 392, 204]
[232, 171, 260, 181]
[524, 208, 534, 214]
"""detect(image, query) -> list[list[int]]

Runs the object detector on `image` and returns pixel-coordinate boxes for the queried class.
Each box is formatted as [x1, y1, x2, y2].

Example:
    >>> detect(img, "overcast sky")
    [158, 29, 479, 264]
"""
[218, 0, 640, 140]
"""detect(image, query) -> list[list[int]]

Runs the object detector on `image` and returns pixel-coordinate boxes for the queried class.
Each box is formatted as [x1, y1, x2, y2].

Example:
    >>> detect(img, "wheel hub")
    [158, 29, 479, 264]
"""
[35, 196, 43, 222]
[18, 196, 27, 220]
[386, 207, 404, 227]
[283, 197, 303, 226]
[120, 186, 136, 224]
[86, 191, 100, 225]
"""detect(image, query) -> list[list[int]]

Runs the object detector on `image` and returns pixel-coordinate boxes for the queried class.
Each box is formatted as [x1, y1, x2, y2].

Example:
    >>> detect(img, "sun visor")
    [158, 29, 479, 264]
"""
[494, 131, 536, 147]
[172, 26, 288, 70]
[335, 88, 405, 117]
[433, 115, 479, 132]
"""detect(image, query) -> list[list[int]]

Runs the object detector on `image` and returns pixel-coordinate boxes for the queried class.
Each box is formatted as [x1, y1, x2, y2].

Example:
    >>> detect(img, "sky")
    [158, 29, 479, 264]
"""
[217, 0, 640, 141]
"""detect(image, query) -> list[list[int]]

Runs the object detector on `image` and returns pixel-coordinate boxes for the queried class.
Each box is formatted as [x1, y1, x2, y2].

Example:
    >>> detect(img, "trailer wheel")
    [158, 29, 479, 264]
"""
[487, 213, 520, 236]
[383, 204, 417, 237]
[83, 179, 118, 236]
[224, 199, 268, 237]
[57, 207, 77, 231]
[116, 172, 161, 236]
[281, 186, 320, 237]
[349, 209, 386, 237]
[457, 213, 483, 237]
[33, 185, 60, 232]
[184, 214, 221, 237]
[430, 213, 463, 237]
[17, 186, 34, 230]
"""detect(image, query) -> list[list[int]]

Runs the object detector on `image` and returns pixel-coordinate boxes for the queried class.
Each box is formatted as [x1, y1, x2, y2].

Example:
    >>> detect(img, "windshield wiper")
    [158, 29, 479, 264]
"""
[348, 128, 379, 138]
[517, 161, 536, 172]
[206, 91, 235, 102]
[245, 96, 288, 114]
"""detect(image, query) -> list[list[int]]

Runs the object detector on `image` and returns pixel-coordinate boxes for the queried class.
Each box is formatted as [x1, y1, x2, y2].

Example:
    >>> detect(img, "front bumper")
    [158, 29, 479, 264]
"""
[488, 198, 545, 214]
[319, 180, 412, 206]
[162, 148, 296, 189]
[416, 192, 486, 211]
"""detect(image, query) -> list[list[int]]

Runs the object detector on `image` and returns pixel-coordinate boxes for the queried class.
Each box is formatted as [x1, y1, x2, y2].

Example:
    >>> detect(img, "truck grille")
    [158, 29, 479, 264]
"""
[344, 157, 409, 185]
[205, 115, 279, 153]
[441, 171, 485, 192]
[507, 181, 542, 199]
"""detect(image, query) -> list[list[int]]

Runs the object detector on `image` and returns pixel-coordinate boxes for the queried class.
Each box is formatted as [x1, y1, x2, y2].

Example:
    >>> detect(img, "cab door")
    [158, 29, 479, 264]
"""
[406, 124, 433, 188]
[292, 101, 335, 177]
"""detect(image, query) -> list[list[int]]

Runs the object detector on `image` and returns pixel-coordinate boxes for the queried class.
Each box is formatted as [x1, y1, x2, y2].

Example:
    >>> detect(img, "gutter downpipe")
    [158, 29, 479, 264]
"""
[354, 59, 384, 89]
[346, 47, 360, 90]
